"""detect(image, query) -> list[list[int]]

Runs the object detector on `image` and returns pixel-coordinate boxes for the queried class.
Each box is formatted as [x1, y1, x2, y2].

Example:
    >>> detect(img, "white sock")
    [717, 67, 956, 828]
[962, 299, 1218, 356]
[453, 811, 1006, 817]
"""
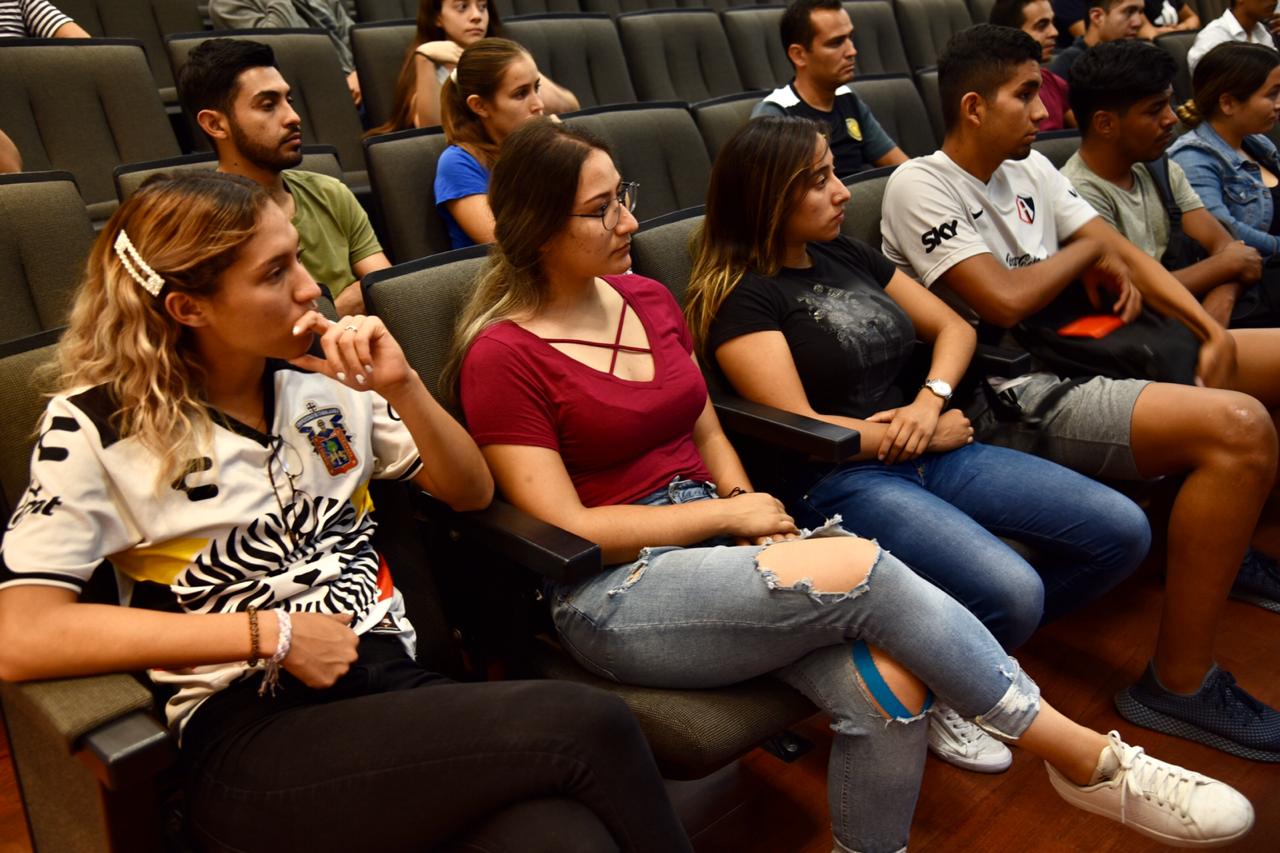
[1087, 742, 1121, 785]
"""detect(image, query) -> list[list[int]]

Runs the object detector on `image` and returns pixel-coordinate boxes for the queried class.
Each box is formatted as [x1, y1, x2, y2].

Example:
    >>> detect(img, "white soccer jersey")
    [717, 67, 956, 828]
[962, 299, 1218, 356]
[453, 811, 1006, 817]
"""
[880, 149, 1098, 300]
[1, 362, 423, 733]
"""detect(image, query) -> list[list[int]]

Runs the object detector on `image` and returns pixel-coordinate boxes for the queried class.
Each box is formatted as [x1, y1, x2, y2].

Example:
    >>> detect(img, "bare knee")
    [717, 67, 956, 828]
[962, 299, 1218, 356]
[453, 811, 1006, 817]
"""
[857, 643, 929, 720]
[757, 535, 880, 593]
[1205, 394, 1278, 476]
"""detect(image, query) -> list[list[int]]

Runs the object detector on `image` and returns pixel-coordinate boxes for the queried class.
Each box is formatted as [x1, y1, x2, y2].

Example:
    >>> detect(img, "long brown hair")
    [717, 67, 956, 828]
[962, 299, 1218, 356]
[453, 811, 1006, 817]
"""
[440, 118, 611, 396]
[1177, 42, 1280, 127]
[685, 116, 825, 354]
[366, 0, 504, 137]
[56, 171, 271, 484]
[440, 38, 532, 168]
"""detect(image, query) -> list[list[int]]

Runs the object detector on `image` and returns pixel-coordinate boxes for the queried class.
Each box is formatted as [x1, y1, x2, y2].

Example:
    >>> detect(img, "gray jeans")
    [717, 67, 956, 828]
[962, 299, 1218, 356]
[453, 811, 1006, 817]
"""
[550, 479, 1042, 853]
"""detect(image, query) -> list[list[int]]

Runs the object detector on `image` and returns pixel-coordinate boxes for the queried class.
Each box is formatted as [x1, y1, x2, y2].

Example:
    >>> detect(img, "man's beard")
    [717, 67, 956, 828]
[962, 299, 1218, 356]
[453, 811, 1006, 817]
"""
[228, 118, 304, 172]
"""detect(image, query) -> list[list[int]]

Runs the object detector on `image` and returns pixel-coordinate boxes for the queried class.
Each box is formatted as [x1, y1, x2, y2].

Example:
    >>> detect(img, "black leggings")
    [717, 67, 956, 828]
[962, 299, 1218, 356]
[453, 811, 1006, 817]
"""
[180, 635, 691, 853]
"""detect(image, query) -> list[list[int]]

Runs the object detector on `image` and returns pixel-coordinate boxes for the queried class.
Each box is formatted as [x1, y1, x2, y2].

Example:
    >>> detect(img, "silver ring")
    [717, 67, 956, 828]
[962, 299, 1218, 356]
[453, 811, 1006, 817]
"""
[344, 324, 359, 332]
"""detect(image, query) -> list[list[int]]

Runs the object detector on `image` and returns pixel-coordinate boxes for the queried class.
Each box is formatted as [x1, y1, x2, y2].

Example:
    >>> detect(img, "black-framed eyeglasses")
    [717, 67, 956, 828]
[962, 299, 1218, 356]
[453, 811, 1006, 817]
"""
[570, 181, 639, 231]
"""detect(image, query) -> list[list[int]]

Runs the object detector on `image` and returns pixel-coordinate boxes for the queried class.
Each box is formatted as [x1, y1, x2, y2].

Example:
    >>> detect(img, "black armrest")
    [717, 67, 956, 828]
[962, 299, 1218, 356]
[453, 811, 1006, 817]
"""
[712, 392, 860, 462]
[77, 710, 175, 790]
[975, 343, 1033, 376]
[414, 491, 602, 584]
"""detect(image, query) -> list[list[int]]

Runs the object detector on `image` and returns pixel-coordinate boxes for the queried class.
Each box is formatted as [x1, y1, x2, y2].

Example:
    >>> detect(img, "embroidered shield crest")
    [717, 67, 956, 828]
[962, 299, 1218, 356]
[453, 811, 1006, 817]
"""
[845, 117, 863, 142]
[1016, 194, 1036, 224]
[294, 402, 358, 476]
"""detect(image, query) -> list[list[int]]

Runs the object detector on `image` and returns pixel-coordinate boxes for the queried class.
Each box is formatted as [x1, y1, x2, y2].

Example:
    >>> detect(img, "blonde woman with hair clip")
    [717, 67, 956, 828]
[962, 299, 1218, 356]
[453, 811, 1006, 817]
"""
[0, 170, 695, 853]
[435, 38, 566, 249]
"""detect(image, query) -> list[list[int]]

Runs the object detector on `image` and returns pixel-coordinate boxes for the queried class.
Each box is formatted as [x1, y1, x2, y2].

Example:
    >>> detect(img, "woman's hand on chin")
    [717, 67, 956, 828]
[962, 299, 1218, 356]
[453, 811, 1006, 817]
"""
[287, 311, 420, 399]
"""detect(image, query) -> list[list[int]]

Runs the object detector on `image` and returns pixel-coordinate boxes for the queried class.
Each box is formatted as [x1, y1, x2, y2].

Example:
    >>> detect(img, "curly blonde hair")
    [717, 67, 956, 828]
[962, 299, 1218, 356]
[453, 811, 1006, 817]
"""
[56, 171, 271, 485]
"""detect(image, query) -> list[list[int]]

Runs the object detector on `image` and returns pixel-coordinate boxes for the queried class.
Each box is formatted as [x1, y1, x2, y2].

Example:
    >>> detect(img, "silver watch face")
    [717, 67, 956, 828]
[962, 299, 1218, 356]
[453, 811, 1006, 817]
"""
[925, 379, 952, 399]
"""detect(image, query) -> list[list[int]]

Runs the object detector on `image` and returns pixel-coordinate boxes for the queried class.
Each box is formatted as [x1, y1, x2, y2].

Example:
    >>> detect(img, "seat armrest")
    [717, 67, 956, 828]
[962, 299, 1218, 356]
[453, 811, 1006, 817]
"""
[712, 392, 860, 462]
[414, 491, 602, 584]
[975, 343, 1033, 376]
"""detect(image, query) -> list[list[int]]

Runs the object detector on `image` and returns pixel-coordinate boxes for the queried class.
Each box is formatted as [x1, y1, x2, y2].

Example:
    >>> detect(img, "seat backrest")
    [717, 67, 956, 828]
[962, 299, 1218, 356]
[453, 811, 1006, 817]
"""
[893, 0, 972, 70]
[1031, 129, 1081, 169]
[630, 207, 705, 305]
[0, 39, 181, 220]
[55, 0, 204, 103]
[721, 7, 791, 92]
[691, 90, 766, 160]
[503, 14, 637, 109]
[915, 66, 945, 148]
[0, 330, 63, 518]
[584, 0, 704, 11]
[364, 127, 453, 263]
[499, 0, 584, 15]
[363, 249, 490, 406]
[0, 174, 92, 343]
[114, 145, 346, 201]
[1196, 0, 1229, 21]
[967, 0, 995, 23]
[617, 10, 744, 102]
[843, 1, 909, 76]
[166, 29, 368, 182]
[850, 74, 936, 158]
[351, 21, 415, 128]
[563, 103, 712, 221]
[355, 0, 417, 20]
[1155, 31, 1197, 104]
[840, 165, 894, 247]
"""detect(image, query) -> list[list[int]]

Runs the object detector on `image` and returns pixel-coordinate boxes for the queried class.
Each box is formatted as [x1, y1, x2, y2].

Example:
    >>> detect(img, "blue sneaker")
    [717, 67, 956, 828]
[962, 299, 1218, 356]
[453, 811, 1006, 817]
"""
[1231, 548, 1280, 613]
[1115, 664, 1280, 762]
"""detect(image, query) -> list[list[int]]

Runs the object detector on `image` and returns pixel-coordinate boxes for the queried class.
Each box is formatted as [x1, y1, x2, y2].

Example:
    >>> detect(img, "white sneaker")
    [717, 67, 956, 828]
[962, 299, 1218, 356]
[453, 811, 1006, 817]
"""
[1046, 731, 1255, 847]
[927, 703, 1013, 773]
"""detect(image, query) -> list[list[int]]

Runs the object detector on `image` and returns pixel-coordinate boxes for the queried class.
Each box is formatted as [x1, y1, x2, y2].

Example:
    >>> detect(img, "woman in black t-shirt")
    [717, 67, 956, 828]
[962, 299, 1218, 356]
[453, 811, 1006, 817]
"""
[686, 116, 1154, 774]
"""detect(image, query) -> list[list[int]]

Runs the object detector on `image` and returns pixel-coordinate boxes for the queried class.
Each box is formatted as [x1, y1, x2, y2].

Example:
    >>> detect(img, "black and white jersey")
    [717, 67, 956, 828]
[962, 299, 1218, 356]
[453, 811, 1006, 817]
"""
[1, 362, 423, 733]
[0, 0, 72, 38]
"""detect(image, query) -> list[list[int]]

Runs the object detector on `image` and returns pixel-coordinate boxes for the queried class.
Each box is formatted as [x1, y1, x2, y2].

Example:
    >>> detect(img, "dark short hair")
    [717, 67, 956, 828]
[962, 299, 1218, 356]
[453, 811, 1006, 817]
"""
[988, 0, 1038, 30]
[780, 0, 845, 60]
[1068, 40, 1176, 136]
[937, 25, 1042, 131]
[177, 38, 278, 122]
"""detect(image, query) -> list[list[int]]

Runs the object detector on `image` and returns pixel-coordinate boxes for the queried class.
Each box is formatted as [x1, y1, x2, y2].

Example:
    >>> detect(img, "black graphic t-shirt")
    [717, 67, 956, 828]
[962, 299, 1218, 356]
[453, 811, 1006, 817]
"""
[708, 236, 912, 419]
[0, 362, 422, 734]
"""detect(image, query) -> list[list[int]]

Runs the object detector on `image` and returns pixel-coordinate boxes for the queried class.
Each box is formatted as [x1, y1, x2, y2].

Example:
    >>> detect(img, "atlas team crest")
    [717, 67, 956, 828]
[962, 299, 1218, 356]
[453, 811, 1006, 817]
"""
[295, 402, 359, 475]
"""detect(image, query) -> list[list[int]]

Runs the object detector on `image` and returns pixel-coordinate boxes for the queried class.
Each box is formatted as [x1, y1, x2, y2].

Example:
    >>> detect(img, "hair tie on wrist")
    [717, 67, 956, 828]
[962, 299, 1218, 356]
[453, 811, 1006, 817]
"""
[725, 487, 749, 498]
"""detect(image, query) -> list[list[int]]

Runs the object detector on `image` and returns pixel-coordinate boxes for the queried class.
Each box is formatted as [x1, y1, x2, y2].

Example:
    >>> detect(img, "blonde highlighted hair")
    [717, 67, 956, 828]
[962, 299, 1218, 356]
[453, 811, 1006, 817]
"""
[440, 118, 610, 397]
[685, 116, 827, 355]
[56, 170, 272, 485]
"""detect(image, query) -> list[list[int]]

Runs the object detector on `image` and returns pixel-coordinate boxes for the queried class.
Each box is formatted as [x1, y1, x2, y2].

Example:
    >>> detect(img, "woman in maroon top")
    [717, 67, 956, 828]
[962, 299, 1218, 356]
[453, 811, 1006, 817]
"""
[449, 118, 1254, 853]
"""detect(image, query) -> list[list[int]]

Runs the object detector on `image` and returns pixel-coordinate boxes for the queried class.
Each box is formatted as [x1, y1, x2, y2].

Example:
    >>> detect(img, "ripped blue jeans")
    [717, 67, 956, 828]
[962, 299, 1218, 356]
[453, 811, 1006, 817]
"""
[550, 479, 1042, 853]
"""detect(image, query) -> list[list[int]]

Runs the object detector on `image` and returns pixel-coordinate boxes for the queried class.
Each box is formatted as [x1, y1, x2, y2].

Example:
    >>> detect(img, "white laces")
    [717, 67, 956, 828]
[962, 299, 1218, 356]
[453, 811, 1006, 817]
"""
[1110, 733, 1202, 819]
[939, 706, 981, 744]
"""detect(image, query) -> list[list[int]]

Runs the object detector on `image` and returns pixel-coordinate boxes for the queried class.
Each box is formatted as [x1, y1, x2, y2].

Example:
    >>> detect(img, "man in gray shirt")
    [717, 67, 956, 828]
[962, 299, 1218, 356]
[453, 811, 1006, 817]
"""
[210, 0, 361, 105]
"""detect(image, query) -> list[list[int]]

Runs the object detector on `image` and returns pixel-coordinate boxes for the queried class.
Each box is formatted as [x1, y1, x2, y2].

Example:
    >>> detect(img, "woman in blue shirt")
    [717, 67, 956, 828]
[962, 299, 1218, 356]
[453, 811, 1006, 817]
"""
[434, 38, 550, 249]
[1170, 42, 1280, 258]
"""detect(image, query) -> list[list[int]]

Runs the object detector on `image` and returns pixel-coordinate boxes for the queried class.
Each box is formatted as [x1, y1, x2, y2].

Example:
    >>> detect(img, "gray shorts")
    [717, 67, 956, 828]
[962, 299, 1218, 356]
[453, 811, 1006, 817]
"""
[967, 373, 1151, 480]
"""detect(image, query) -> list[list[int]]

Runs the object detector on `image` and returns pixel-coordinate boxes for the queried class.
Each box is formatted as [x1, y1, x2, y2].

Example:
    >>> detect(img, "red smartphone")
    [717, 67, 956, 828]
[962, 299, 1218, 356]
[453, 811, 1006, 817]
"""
[1057, 315, 1124, 339]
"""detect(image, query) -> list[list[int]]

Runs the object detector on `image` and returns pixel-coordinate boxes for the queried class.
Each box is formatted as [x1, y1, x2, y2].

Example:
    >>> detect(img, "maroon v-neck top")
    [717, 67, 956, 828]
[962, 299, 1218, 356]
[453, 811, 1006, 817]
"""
[460, 274, 713, 507]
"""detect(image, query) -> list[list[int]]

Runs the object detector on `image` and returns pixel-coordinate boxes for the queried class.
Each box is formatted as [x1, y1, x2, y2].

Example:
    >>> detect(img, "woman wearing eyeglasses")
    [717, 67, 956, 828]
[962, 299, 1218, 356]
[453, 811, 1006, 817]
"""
[450, 118, 1255, 853]
[0, 170, 695, 853]
[434, 38, 565, 249]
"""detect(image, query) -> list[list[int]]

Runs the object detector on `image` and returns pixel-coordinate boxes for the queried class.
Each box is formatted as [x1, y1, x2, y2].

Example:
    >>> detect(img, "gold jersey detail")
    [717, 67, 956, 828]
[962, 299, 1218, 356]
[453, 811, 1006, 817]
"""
[112, 537, 209, 585]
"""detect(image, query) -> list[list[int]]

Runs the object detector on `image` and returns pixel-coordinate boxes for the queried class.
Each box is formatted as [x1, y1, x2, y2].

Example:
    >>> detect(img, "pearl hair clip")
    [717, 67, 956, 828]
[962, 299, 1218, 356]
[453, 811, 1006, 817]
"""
[114, 229, 164, 297]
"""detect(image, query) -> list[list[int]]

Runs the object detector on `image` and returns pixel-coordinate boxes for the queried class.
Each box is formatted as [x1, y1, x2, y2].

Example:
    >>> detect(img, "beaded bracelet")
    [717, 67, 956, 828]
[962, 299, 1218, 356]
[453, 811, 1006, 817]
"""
[246, 606, 261, 666]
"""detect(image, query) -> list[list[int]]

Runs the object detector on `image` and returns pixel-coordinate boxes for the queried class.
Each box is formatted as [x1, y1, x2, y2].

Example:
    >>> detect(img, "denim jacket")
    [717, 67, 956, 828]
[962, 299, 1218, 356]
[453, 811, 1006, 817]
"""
[1168, 123, 1280, 257]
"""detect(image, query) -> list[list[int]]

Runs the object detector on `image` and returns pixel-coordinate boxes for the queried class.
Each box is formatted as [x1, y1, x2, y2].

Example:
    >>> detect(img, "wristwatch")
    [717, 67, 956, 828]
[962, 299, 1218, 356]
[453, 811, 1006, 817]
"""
[922, 379, 953, 403]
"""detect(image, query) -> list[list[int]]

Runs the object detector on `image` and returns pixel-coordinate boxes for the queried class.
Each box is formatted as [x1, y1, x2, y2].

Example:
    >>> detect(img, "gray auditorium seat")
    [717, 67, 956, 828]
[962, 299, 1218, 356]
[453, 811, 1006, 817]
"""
[1195, 0, 1229, 21]
[851, 74, 937, 159]
[630, 206, 704, 303]
[351, 21, 415, 128]
[722, 6, 791, 92]
[498, 0, 582, 15]
[894, 0, 972, 70]
[1031, 129, 1081, 169]
[503, 14, 637, 109]
[843, 1, 909, 76]
[55, 0, 205, 105]
[355, 0, 416, 20]
[617, 10, 745, 102]
[915, 66, 945, 147]
[563, 103, 712, 221]
[166, 29, 369, 190]
[692, 91, 767, 160]
[114, 145, 346, 201]
[584, 0, 704, 11]
[1155, 30, 1197, 104]
[840, 165, 895, 248]
[968, 0, 996, 23]
[363, 127, 454, 262]
[0, 172, 93, 341]
[0, 39, 182, 222]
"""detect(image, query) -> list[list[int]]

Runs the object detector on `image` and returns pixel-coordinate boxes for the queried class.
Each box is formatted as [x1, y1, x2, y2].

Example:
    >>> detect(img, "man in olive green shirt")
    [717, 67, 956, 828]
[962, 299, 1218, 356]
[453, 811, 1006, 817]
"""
[177, 38, 388, 314]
